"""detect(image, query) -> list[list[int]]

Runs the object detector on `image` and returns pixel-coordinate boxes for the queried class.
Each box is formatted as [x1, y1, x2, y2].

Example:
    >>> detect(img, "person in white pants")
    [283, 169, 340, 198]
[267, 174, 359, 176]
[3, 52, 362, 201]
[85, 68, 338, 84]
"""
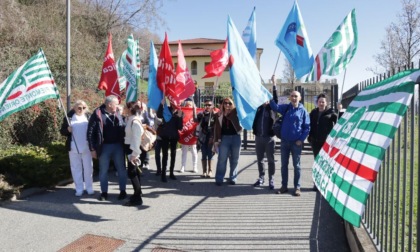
[179, 100, 198, 173]
[60, 100, 94, 196]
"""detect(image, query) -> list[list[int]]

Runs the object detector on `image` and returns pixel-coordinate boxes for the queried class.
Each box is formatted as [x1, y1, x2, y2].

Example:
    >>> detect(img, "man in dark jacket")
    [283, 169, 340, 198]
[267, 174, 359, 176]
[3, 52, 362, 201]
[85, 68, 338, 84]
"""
[87, 95, 127, 201]
[251, 77, 278, 190]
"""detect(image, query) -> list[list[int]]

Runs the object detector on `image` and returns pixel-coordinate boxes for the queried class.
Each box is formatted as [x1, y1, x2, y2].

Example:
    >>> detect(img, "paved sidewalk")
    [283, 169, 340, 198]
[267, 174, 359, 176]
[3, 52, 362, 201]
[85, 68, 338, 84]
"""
[0, 149, 349, 251]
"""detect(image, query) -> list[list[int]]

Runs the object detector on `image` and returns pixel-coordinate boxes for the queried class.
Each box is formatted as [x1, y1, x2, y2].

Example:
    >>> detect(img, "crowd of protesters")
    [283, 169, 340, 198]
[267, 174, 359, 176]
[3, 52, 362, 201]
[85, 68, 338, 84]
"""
[60, 76, 343, 205]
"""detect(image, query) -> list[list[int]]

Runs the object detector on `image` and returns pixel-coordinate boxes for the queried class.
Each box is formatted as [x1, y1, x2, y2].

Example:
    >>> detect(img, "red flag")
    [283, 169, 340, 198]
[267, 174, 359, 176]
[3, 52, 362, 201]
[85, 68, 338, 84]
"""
[97, 33, 120, 99]
[202, 39, 229, 78]
[178, 107, 203, 145]
[176, 41, 196, 100]
[157, 33, 180, 107]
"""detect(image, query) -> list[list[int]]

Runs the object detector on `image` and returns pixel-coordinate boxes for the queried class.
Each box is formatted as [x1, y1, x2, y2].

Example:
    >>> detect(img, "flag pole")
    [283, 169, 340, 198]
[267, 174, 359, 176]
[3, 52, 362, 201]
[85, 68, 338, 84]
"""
[209, 76, 220, 126]
[272, 52, 281, 76]
[340, 69, 347, 101]
[57, 96, 80, 154]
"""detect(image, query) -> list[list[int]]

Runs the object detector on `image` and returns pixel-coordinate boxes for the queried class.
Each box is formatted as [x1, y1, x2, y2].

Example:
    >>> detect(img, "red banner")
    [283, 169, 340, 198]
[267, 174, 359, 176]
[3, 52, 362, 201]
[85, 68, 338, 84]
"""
[176, 41, 196, 100]
[178, 107, 203, 145]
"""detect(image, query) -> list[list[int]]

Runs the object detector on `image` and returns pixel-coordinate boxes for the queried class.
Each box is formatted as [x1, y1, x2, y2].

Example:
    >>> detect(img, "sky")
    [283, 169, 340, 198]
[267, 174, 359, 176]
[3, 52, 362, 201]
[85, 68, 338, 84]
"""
[156, 0, 403, 97]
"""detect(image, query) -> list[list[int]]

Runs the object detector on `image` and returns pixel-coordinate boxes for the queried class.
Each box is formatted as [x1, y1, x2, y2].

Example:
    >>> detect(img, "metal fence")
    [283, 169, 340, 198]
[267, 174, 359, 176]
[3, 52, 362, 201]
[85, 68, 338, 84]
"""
[341, 63, 420, 251]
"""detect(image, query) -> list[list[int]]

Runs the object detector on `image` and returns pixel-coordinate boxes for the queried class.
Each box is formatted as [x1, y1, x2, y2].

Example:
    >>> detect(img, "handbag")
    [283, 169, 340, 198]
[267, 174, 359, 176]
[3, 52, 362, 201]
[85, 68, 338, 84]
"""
[141, 125, 157, 152]
[272, 106, 289, 139]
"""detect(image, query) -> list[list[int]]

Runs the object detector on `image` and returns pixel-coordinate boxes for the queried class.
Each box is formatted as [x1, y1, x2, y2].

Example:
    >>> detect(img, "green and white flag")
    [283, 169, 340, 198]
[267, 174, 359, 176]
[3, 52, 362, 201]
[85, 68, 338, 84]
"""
[116, 51, 127, 91]
[313, 69, 420, 227]
[0, 49, 59, 122]
[306, 9, 357, 82]
[122, 34, 139, 103]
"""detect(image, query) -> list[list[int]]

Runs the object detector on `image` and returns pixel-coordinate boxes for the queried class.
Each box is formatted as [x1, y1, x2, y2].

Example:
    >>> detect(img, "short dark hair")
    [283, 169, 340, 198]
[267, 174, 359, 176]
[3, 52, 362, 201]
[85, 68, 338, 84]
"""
[317, 93, 327, 102]
[204, 98, 212, 103]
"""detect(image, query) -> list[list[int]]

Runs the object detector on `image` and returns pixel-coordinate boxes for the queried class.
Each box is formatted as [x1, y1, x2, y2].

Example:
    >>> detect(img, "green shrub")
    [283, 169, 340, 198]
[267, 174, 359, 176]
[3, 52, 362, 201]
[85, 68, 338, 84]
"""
[0, 142, 71, 189]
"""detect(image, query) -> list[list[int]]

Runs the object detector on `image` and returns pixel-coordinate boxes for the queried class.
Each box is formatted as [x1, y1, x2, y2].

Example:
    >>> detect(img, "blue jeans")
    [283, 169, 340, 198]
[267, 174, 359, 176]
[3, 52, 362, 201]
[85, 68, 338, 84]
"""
[98, 143, 126, 193]
[255, 136, 275, 181]
[280, 140, 302, 189]
[215, 135, 241, 184]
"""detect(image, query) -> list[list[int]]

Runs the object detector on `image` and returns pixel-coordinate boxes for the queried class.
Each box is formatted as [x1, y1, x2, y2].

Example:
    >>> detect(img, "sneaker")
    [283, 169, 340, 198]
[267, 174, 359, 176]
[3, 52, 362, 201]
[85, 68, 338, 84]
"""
[229, 180, 236, 185]
[179, 167, 185, 173]
[207, 171, 212, 178]
[201, 173, 207, 178]
[169, 174, 177, 180]
[269, 180, 275, 190]
[276, 186, 288, 194]
[75, 191, 83, 197]
[253, 178, 264, 187]
[192, 168, 198, 173]
[294, 189, 301, 197]
[118, 191, 127, 200]
[143, 164, 149, 170]
[98, 192, 108, 201]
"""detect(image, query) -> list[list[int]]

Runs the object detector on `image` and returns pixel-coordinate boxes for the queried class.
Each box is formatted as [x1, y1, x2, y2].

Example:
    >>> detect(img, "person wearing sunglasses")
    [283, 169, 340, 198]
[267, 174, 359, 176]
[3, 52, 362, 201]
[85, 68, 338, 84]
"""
[269, 78, 310, 197]
[213, 97, 243, 185]
[60, 100, 93, 197]
[196, 99, 216, 178]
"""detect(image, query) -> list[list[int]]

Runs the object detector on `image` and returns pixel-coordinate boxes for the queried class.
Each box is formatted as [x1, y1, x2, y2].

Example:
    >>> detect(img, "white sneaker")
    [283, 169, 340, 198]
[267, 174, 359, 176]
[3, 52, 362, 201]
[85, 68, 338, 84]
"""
[143, 164, 150, 169]
[179, 167, 185, 173]
[193, 168, 198, 173]
[75, 191, 83, 197]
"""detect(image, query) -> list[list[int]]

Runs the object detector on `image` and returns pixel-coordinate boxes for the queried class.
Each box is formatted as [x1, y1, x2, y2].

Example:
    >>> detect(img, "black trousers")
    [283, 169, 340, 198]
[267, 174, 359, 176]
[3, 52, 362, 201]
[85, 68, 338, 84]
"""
[161, 138, 178, 175]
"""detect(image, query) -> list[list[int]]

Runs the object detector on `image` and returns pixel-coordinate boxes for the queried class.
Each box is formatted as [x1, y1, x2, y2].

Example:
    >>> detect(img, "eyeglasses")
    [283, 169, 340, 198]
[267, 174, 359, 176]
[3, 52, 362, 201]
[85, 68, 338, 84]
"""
[204, 104, 212, 107]
[77, 106, 86, 110]
[224, 102, 232, 105]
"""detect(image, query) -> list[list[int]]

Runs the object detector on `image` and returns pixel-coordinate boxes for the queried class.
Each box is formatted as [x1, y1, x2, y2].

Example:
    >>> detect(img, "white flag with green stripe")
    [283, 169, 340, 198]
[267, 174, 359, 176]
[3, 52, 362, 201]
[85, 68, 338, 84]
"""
[0, 49, 59, 122]
[313, 69, 420, 227]
[122, 34, 139, 103]
[306, 9, 357, 82]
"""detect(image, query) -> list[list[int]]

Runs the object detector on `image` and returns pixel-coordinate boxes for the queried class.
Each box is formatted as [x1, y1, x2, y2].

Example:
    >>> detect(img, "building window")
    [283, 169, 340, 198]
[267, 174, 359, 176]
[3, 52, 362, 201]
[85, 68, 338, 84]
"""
[191, 61, 197, 75]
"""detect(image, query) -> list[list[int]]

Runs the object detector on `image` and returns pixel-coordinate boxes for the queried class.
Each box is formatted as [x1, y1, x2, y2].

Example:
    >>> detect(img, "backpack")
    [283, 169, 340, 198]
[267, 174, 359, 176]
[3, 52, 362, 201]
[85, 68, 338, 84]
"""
[272, 106, 289, 139]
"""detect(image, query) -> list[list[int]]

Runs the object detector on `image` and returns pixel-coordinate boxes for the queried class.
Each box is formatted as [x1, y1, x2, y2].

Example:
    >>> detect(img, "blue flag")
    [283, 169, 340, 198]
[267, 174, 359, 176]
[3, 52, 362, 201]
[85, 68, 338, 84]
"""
[227, 16, 272, 130]
[275, 0, 313, 79]
[242, 7, 257, 62]
[147, 41, 172, 122]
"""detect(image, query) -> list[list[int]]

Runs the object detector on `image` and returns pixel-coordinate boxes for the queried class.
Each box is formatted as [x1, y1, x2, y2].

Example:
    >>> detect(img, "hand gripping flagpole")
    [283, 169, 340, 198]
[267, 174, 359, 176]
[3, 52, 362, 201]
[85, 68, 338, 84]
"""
[209, 76, 220, 127]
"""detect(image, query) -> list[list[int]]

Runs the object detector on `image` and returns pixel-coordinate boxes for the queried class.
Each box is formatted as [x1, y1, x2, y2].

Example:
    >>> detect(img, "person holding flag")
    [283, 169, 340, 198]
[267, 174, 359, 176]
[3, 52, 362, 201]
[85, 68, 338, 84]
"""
[60, 100, 94, 197]
[270, 84, 310, 196]
[156, 100, 184, 182]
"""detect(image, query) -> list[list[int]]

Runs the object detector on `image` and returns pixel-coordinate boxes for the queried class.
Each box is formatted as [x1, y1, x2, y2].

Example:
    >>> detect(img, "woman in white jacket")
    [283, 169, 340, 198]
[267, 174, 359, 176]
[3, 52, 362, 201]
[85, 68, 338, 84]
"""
[124, 101, 144, 206]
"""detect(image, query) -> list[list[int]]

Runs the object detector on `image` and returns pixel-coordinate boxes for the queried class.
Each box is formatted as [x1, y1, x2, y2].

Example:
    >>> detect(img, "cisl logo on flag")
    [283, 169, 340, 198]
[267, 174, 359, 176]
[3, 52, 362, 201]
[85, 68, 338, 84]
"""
[313, 69, 420, 227]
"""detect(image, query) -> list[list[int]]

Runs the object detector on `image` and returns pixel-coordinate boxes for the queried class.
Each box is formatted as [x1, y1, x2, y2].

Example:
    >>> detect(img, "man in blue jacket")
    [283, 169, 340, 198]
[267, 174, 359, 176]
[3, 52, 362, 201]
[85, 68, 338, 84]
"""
[270, 90, 310, 196]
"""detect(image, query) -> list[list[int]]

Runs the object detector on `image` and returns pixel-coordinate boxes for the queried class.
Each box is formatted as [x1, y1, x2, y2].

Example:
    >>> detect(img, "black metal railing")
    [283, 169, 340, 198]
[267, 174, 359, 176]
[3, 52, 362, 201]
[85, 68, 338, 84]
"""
[341, 62, 420, 251]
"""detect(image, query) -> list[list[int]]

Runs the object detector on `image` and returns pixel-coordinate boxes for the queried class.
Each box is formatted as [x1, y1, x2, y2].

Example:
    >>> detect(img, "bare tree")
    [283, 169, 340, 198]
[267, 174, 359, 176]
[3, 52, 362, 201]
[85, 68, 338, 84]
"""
[370, 0, 420, 73]
[282, 59, 297, 85]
